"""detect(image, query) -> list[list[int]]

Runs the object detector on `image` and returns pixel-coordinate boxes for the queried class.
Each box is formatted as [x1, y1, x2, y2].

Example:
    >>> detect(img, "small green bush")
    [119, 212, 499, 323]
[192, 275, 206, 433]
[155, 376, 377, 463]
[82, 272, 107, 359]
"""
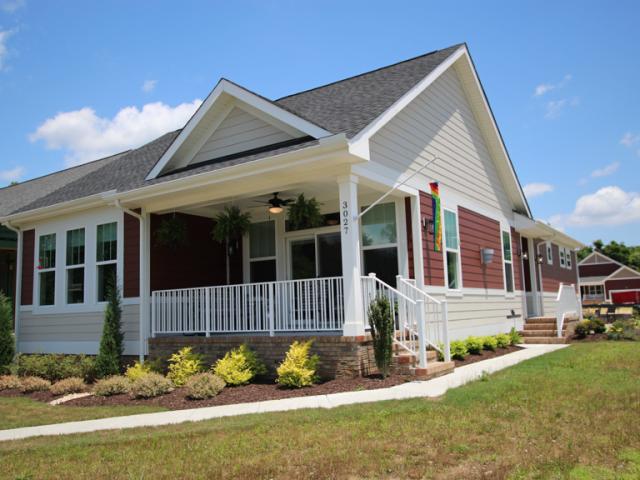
[93, 376, 130, 396]
[509, 327, 523, 345]
[588, 318, 606, 334]
[0, 292, 15, 374]
[130, 372, 173, 398]
[15, 354, 95, 382]
[607, 319, 639, 341]
[0, 374, 21, 390]
[213, 344, 266, 386]
[465, 336, 483, 355]
[368, 296, 394, 378]
[125, 361, 153, 382]
[185, 373, 225, 400]
[167, 347, 204, 387]
[482, 336, 498, 351]
[276, 340, 319, 388]
[450, 340, 468, 360]
[50, 377, 86, 396]
[19, 376, 51, 393]
[574, 320, 591, 339]
[495, 333, 511, 349]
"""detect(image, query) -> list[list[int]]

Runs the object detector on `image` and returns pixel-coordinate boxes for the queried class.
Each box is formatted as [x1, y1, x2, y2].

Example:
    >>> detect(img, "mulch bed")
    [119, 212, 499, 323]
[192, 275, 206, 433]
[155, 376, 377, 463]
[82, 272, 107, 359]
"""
[569, 334, 609, 342]
[452, 345, 523, 367]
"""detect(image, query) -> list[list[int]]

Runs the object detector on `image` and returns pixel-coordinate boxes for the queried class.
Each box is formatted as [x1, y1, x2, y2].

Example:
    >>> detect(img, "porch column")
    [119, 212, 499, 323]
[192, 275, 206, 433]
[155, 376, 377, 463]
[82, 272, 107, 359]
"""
[410, 194, 425, 290]
[338, 175, 365, 337]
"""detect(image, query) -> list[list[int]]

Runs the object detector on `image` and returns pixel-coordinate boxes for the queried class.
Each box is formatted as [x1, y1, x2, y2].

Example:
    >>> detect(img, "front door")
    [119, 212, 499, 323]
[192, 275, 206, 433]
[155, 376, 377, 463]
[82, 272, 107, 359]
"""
[289, 237, 316, 279]
[288, 232, 342, 280]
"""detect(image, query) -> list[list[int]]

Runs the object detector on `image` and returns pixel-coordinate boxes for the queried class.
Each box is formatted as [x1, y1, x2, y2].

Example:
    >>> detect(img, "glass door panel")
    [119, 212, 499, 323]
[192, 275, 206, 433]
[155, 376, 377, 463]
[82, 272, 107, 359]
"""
[317, 232, 342, 278]
[290, 238, 316, 279]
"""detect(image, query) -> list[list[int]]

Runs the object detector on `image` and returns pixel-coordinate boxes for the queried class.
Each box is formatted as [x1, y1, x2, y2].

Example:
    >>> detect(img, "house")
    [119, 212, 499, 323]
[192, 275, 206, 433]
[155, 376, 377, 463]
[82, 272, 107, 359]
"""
[579, 251, 640, 304]
[0, 44, 583, 377]
[0, 225, 17, 304]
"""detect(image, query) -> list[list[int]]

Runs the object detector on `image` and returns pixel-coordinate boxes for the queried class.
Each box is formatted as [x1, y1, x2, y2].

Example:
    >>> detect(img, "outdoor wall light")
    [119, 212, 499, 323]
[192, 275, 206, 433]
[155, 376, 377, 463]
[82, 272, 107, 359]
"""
[481, 248, 495, 264]
[422, 217, 435, 235]
[536, 254, 544, 265]
[522, 251, 529, 261]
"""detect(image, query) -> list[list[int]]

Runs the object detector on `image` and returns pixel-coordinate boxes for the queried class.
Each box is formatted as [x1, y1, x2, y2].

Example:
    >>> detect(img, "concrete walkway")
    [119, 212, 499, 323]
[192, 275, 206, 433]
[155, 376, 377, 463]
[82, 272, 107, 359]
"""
[0, 344, 567, 442]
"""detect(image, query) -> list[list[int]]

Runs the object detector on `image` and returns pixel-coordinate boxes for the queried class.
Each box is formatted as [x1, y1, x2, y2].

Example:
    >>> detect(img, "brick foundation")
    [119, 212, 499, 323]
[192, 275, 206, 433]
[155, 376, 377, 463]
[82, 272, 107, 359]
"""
[148, 334, 379, 379]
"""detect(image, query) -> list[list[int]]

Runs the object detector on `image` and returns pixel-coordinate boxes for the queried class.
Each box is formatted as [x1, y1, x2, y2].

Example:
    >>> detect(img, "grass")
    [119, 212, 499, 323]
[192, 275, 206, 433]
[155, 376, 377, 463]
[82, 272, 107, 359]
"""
[1, 342, 639, 479]
[0, 397, 166, 430]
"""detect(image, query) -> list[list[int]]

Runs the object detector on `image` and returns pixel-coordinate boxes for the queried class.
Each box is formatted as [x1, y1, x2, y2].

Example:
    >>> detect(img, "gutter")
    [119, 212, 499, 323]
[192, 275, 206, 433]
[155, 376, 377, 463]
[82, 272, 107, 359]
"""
[2, 222, 22, 355]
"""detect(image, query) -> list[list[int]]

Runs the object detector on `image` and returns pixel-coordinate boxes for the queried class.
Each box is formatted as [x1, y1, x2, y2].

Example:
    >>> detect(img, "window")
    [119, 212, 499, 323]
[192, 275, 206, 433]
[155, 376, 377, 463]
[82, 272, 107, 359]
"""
[444, 209, 461, 290]
[502, 230, 514, 293]
[564, 247, 573, 269]
[559, 246, 566, 268]
[361, 203, 398, 286]
[66, 228, 85, 304]
[249, 221, 276, 282]
[38, 233, 56, 306]
[546, 242, 553, 265]
[96, 222, 117, 302]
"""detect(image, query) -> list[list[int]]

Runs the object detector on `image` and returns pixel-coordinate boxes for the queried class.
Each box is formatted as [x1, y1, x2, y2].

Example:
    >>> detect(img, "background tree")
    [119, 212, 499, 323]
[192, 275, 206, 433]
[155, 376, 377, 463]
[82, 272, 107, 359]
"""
[578, 240, 640, 271]
[94, 282, 124, 378]
[0, 292, 15, 373]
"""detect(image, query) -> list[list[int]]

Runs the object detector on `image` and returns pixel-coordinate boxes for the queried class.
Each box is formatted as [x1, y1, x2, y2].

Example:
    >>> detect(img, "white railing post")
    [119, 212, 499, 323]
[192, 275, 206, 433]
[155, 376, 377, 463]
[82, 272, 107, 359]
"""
[151, 292, 156, 338]
[442, 300, 451, 362]
[205, 288, 211, 337]
[269, 283, 275, 337]
[416, 299, 427, 368]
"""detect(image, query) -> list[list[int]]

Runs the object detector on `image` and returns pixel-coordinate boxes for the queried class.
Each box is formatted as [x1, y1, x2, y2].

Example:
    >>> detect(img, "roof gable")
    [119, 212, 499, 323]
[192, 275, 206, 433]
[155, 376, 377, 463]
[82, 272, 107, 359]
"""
[579, 251, 624, 266]
[607, 265, 640, 280]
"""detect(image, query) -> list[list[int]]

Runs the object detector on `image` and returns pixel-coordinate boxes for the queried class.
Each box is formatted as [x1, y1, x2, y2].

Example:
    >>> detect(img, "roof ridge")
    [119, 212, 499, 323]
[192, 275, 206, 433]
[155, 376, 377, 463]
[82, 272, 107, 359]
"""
[275, 43, 464, 102]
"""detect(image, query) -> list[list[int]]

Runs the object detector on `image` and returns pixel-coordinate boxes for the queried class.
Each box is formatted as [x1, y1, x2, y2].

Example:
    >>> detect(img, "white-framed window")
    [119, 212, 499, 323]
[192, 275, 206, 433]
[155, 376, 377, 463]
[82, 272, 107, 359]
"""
[96, 222, 117, 302]
[444, 208, 461, 290]
[249, 220, 276, 282]
[559, 246, 566, 268]
[565, 248, 573, 269]
[361, 202, 399, 287]
[37, 233, 56, 306]
[546, 242, 553, 265]
[502, 230, 514, 293]
[66, 228, 85, 304]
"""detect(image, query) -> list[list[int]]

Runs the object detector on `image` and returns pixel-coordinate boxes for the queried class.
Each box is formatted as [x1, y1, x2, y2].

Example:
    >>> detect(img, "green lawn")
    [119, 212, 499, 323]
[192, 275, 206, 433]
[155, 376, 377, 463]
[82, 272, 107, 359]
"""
[0, 396, 166, 430]
[1, 342, 639, 479]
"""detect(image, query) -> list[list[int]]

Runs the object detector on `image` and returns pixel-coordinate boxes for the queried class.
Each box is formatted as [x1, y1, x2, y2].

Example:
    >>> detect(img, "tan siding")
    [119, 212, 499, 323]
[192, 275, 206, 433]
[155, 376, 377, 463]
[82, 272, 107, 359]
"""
[370, 68, 514, 214]
[191, 107, 294, 164]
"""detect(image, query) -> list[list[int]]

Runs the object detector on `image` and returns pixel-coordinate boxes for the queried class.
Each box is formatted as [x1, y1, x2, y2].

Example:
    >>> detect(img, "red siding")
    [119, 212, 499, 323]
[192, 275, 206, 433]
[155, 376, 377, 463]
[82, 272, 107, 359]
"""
[150, 213, 238, 292]
[536, 241, 579, 292]
[605, 278, 640, 298]
[420, 191, 445, 286]
[511, 227, 523, 291]
[579, 263, 619, 278]
[21, 229, 34, 306]
[458, 207, 503, 289]
[123, 213, 140, 298]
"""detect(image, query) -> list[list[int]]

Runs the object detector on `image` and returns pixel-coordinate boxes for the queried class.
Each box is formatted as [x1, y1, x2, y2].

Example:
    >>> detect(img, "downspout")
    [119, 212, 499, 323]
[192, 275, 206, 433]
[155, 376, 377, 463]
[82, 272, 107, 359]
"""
[113, 200, 147, 363]
[3, 222, 22, 355]
[535, 241, 545, 316]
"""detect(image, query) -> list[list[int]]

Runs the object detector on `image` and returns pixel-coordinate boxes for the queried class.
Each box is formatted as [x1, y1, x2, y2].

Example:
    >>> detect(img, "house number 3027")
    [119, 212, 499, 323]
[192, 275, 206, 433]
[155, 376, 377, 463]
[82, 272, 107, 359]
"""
[341, 201, 349, 235]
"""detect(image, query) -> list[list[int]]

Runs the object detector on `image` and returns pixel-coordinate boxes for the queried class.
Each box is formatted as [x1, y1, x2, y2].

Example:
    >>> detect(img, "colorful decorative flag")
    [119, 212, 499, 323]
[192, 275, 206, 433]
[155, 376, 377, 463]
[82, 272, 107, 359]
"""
[430, 182, 442, 252]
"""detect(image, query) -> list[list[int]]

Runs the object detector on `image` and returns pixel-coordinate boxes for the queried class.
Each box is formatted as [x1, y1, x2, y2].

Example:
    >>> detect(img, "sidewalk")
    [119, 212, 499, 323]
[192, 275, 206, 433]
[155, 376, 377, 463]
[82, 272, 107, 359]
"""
[0, 344, 567, 442]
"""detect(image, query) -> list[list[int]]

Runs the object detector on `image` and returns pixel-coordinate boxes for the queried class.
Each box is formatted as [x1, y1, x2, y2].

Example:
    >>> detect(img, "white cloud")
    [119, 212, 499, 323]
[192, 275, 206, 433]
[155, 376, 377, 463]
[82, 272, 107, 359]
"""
[544, 97, 579, 119]
[0, 28, 16, 71]
[549, 186, 640, 228]
[0, 165, 24, 183]
[142, 79, 157, 93]
[523, 182, 554, 198]
[620, 132, 640, 147]
[1, 0, 25, 13]
[30, 99, 202, 167]
[534, 74, 572, 97]
[590, 161, 620, 178]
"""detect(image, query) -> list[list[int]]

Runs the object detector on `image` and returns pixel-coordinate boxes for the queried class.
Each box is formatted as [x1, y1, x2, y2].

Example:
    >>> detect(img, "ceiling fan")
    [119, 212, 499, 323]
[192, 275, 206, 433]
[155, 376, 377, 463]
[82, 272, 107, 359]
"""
[254, 192, 294, 214]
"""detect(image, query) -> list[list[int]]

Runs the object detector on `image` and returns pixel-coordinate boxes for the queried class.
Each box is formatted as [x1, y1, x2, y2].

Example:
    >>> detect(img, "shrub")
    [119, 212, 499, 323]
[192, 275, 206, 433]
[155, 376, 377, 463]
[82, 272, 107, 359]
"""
[50, 377, 86, 396]
[482, 336, 498, 351]
[276, 340, 319, 388]
[125, 361, 153, 382]
[130, 372, 173, 399]
[607, 319, 640, 341]
[465, 336, 483, 355]
[509, 327, 523, 345]
[19, 376, 51, 393]
[213, 344, 266, 386]
[185, 373, 225, 400]
[93, 376, 130, 396]
[94, 283, 124, 379]
[495, 333, 511, 349]
[367, 296, 394, 378]
[0, 292, 15, 374]
[574, 320, 591, 339]
[15, 354, 95, 382]
[167, 347, 204, 387]
[589, 318, 606, 334]
[0, 374, 21, 390]
[450, 340, 468, 360]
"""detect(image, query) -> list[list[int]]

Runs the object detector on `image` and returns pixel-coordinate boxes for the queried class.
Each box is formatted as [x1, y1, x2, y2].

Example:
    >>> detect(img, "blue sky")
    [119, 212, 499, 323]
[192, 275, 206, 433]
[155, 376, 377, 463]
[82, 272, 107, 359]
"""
[0, 0, 638, 245]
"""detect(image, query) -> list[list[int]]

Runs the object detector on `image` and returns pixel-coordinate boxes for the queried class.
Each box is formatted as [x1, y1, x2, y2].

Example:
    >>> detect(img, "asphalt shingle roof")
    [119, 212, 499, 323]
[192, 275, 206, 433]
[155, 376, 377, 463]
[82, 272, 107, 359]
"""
[0, 44, 461, 218]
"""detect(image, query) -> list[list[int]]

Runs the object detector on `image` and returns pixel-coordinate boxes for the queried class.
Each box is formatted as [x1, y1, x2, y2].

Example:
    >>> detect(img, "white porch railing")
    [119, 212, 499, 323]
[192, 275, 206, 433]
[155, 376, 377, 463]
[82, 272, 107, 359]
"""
[151, 277, 344, 337]
[555, 283, 582, 338]
[397, 276, 451, 363]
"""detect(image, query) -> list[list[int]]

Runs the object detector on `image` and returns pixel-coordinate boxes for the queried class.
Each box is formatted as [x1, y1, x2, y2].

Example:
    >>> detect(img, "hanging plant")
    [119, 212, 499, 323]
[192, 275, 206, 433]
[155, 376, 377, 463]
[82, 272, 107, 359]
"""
[287, 194, 323, 231]
[154, 215, 188, 249]
[212, 206, 252, 284]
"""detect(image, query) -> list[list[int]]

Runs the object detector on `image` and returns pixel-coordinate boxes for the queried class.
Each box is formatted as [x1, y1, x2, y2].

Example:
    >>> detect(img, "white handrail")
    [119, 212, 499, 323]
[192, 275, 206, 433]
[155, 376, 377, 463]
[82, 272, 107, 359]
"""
[555, 283, 580, 338]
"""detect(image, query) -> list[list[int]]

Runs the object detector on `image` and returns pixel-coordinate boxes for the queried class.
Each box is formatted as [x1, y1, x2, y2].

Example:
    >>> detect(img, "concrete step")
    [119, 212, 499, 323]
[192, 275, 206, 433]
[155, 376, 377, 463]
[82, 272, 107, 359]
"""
[412, 361, 455, 380]
[522, 337, 568, 344]
[522, 330, 564, 337]
[525, 317, 556, 324]
[524, 323, 560, 331]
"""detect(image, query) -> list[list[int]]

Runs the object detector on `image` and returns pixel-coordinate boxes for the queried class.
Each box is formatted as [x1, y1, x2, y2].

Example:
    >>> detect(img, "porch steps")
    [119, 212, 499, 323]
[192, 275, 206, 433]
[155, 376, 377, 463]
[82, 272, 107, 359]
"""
[521, 316, 577, 344]
[392, 349, 455, 379]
